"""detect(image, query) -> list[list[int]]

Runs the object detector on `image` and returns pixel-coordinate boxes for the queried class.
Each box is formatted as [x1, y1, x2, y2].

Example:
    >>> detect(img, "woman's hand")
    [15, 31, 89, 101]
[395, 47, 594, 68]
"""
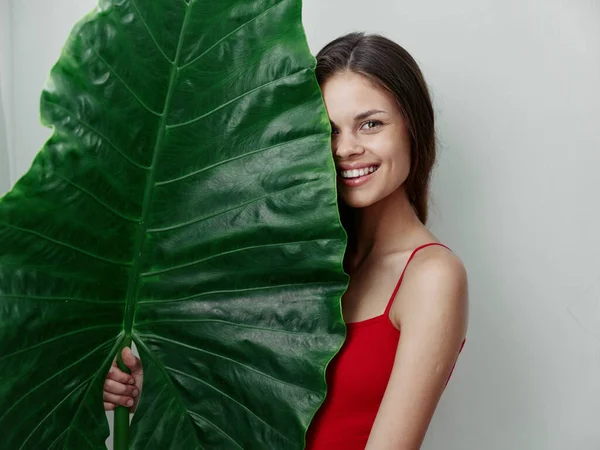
[103, 346, 143, 412]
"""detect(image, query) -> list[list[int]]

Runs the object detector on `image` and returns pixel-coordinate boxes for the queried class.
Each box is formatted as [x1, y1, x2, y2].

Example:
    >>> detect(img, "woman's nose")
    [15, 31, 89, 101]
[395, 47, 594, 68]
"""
[333, 134, 365, 158]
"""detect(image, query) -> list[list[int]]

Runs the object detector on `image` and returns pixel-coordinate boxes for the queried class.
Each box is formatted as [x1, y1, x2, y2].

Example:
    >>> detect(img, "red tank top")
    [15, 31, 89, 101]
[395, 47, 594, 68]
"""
[305, 243, 466, 449]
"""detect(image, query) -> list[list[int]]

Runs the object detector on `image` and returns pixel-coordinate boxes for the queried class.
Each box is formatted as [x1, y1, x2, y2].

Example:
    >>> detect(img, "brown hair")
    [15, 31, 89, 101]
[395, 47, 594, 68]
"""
[316, 32, 436, 225]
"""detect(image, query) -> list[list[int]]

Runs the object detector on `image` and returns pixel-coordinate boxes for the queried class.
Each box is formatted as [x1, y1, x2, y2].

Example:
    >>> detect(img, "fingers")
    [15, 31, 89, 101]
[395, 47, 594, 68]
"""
[106, 365, 135, 385]
[104, 379, 139, 397]
[121, 347, 142, 374]
[103, 391, 135, 408]
[104, 348, 141, 412]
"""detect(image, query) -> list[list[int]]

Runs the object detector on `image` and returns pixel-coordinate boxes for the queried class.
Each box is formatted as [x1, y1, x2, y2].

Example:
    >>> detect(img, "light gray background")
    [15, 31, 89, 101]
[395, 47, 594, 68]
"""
[1, 1, 599, 449]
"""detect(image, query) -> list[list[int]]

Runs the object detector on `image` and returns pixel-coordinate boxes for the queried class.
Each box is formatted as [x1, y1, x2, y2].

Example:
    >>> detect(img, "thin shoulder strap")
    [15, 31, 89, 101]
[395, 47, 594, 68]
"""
[384, 242, 451, 316]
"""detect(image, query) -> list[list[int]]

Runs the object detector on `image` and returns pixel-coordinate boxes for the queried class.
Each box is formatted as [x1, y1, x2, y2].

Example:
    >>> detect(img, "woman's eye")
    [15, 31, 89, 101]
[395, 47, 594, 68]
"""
[361, 120, 382, 130]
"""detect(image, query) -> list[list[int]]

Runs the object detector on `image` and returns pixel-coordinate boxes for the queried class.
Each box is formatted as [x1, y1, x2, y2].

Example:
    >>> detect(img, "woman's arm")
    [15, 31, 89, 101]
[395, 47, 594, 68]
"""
[365, 249, 469, 450]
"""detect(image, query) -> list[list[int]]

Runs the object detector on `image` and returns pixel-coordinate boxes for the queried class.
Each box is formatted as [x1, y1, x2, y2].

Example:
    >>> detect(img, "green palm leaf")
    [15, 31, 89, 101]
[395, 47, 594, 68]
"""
[0, 0, 348, 448]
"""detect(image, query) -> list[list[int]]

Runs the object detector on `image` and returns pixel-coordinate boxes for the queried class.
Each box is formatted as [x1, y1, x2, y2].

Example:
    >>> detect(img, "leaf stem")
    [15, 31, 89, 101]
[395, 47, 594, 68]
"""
[114, 334, 132, 450]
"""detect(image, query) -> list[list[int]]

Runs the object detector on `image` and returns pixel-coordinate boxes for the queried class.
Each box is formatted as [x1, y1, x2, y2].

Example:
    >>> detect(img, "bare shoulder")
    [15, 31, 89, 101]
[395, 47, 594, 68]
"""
[408, 245, 468, 290]
[390, 244, 469, 332]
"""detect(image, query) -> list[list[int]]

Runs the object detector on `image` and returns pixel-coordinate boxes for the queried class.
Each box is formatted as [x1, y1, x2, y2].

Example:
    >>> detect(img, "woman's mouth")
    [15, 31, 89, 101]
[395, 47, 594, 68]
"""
[337, 165, 380, 187]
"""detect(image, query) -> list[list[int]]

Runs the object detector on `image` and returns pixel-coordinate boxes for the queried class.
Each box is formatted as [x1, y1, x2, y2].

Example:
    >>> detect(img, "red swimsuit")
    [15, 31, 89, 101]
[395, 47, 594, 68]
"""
[305, 243, 466, 449]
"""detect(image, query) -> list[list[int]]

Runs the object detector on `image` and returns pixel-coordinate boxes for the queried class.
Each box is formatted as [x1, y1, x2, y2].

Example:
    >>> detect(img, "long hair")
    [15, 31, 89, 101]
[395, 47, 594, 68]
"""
[315, 33, 436, 233]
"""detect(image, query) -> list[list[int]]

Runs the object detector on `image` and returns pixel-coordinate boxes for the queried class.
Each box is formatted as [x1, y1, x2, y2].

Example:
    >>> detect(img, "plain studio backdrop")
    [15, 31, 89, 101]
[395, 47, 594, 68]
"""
[1, 1, 599, 449]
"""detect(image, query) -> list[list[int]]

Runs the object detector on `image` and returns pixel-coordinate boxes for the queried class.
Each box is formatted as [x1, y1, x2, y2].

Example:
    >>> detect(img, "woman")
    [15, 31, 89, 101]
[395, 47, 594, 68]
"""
[104, 32, 468, 450]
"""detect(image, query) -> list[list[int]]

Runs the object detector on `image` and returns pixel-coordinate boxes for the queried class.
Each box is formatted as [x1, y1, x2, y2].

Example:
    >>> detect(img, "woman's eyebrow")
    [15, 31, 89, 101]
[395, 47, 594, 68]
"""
[329, 109, 387, 128]
[354, 109, 386, 121]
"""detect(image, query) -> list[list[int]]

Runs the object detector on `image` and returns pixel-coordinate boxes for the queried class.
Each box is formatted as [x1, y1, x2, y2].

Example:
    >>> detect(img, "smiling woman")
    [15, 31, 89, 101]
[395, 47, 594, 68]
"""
[305, 32, 468, 450]
[325, 71, 412, 206]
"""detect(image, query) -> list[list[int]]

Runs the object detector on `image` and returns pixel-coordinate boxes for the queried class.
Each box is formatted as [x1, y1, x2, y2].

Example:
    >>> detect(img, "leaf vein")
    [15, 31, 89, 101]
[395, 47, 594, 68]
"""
[169, 411, 188, 450]
[66, 337, 126, 449]
[166, 68, 311, 129]
[141, 397, 176, 450]
[141, 237, 332, 277]
[46, 428, 69, 450]
[84, 40, 163, 116]
[136, 280, 335, 305]
[178, 0, 287, 71]
[148, 179, 319, 233]
[0, 221, 132, 267]
[138, 333, 319, 394]
[129, 0, 175, 64]
[1, 294, 121, 305]
[41, 99, 151, 170]
[0, 339, 114, 425]
[188, 411, 244, 450]
[136, 318, 319, 338]
[154, 132, 328, 186]
[132, 335, 204, 447]
[122, 0, 195, 336]
[53, 172, 141, 223]
[139, 385, 170, 450]
[165, 366, 295, 445]
[0, 325, 119, 363]
[68, 426, 97, 449]
[14, 373, 97, 449]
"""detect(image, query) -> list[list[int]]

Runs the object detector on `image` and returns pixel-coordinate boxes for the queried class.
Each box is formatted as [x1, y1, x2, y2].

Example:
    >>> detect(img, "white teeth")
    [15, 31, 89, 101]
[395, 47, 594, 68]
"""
[339, 165, 379, 179]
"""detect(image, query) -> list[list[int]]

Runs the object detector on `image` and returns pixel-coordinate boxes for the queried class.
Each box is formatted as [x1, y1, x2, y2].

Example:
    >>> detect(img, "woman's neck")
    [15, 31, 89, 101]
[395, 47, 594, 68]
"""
[349, 186, 422, 270]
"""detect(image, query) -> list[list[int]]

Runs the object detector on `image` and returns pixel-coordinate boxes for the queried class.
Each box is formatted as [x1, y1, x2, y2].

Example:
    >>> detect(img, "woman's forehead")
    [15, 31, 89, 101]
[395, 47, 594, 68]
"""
[321, 72, 397, 118]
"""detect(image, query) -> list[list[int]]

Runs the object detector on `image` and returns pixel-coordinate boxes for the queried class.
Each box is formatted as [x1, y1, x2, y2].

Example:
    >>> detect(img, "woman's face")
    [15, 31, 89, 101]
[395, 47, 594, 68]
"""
[321, 71, 412, 209]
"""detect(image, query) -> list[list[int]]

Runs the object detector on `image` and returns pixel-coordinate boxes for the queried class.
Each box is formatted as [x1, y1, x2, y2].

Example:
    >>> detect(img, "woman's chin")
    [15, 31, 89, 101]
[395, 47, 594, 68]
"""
[339, 193, 377, 209]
